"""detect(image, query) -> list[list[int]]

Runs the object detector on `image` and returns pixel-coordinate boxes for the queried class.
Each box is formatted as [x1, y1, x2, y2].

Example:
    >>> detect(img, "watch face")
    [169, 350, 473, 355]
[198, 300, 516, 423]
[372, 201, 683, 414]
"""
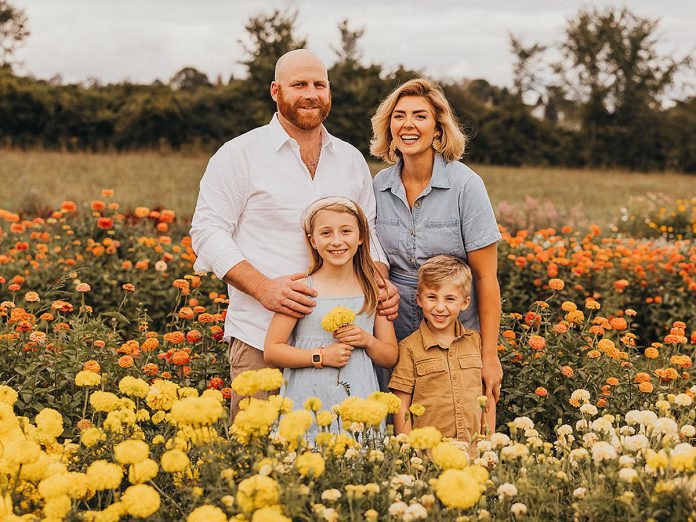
[312, 354, 321, 363]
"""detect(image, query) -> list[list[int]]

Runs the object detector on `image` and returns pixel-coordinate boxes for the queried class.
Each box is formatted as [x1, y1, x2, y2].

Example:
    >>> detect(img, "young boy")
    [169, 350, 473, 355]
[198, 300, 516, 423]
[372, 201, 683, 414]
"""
[389, 255, 494, 441]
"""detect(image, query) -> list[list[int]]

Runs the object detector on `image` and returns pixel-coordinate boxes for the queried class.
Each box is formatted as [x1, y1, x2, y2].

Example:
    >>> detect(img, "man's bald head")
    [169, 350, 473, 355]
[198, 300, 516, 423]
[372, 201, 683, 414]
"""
[274, 49, 328, 83]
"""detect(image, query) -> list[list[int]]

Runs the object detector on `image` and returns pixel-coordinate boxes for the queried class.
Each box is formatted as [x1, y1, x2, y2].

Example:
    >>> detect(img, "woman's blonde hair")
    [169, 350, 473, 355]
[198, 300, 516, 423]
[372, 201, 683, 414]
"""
[370, 77, 466, 164]
[302, 197, 385, 315]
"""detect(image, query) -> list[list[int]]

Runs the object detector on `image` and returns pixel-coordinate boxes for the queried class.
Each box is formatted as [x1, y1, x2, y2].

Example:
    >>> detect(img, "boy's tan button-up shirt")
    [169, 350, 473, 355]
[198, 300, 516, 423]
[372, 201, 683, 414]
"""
[388, 320, 483, 440]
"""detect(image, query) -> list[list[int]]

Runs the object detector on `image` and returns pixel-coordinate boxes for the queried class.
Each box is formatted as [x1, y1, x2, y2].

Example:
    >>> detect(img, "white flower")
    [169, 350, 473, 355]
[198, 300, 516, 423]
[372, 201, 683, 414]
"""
[155, 260, 168, 272]
[580, 404, 598, 417]
[680, 425, 696, 438]
[321, 489, 342, 502]
[571, 389, 591, 403]
[344, 448, 359, 459]
[402, 503, 428, 521]
[569, 448, 589, 462]
[477, 509, 491, 520]
[497, 483, 518, 499]
[655, 400, 671, 411]
[576, 419, 589, 431]
[674, 394, 693, 407]
[557, 425, 573, 436]
[618, 468, 638, 482]
[652, 417, 679, 437]
[527, 436, 544, 449]
[501, 443, 529, 460]
[513, 417, 534, 430]
[476, 440, 492, 453]
[490, 432, 510, 448]
[618, 426, 635, 436]
[511, 502, 527, 518]
[618, 455, 635, 468]
[621, 434, 649, 453]
[591, 417, 613, 434]
[388, 501, 408, 517]
[573, 487, 586, 498]
[591, 441, 618, 463]
[475, 451, 499, 467]
[634, 410, 658, 428]
[582, 432, 599, 447]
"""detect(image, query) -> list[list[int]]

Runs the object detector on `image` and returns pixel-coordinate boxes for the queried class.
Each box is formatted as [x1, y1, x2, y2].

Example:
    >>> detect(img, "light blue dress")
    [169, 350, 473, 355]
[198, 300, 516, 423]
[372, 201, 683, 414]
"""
[281, 279, 380, 437]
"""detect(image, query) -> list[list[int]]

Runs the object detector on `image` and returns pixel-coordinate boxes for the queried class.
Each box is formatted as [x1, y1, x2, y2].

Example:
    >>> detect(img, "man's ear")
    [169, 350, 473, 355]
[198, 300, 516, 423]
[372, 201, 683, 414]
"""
[270, 81, 279, 102]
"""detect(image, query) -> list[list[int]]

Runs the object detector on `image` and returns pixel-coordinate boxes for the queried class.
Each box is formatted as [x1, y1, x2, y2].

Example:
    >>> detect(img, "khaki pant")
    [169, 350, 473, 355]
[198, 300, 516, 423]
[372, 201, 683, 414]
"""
[228, 338, 274, 421]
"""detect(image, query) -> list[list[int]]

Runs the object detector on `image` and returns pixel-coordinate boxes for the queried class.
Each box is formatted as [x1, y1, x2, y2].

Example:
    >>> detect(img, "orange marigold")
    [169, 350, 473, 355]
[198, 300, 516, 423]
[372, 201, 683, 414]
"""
[186, 330, 202, 343]
[535, 387, 548, 397]
[587, 350, 601, 359]
[122, 283, 136, 292]
[118, 355, 134, 368]
[610, 317, 628, 331]
[528, 335, 546, 350]
[606, 377, 619, 386]
[548, 278, 565, 291]
[163, 331, 185, 344]
[141, 337, 159, 353]
[83, 360, 101, 373]
[143, 363, 159, 376]
[198, 313, 215, 324]
[634, 372, 651, 383]
[639, 382, 654, 393]
[560, 366, 574, 377]
[644, 347, 659, 359]
[170, 350, 191, 366]
[178, 307, 194, 320]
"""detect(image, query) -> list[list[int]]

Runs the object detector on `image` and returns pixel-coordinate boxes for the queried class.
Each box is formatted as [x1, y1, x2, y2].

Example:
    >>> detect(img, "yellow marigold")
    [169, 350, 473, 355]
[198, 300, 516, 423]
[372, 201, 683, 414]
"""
[232, 370, 261, 396]
[43, 495, 71, 519]
[251, 507, 291, 522]
[187, 505, 228, 522]
[368, 391, 402, 414]
[407, 426, 442, 449]
[4, 439, 41, 466]
[409, 403, 425, 417]
[432, 442, 468, 470]
[316, 410, 334, 427]
[121, 484, 161, 518]
[114, 439, 149, 465]
[90, 391, 120, 412]
[255, 368, 284, 392]
[566, 310, 585, 324]
[129, 458, 159, 484]
[295, 452, 325, 478]
[548, 278, 565, 291]
[81, 427, 105, 447]
[170, 396, 224, 426]
[38, 473, 72, 499]
[119, 376, 150, 398]
[267, 394, 293, 414]
[86, 460, 123, 490]
[145, 379, 180, 411]
[321, 306, 356, 332]
[236, 475, 280, 513]
[278, 410, 313, 444]
[561, 301, 577, 312]
[435, 468, 486, 509]
[35, 407, 63, 438]
[232, 399, 279, 439]
[161, 449, 190, 473]
[304, 397, 323, 412]
[0, 385, 18, 405]
[76, 370, 102, 387]
[334, 397, 388, 426]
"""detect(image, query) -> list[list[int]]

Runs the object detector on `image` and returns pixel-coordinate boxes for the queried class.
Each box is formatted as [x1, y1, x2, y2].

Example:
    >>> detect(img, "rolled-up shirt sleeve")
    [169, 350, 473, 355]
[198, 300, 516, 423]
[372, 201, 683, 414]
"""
[355, 153, 389, 267]
[388, 340, 415, 394]
[190, 145, 249, 280]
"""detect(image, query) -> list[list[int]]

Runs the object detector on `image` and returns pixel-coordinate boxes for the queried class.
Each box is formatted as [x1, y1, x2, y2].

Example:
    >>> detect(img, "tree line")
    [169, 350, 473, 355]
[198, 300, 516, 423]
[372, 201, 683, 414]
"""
[0, 5, 694, 172]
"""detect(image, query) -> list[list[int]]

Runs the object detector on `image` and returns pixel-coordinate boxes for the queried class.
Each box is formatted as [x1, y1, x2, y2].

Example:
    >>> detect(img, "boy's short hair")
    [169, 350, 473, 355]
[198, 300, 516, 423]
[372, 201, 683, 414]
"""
[418, 255, 473, 298]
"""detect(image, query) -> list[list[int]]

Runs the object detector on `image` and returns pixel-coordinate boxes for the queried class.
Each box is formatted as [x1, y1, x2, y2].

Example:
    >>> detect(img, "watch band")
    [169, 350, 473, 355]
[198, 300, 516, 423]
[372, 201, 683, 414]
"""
[311, 347, 324, 369]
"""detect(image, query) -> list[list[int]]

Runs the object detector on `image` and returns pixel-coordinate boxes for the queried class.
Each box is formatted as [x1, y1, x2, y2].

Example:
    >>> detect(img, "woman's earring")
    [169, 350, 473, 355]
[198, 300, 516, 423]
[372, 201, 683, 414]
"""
[432, 135, 442, 151]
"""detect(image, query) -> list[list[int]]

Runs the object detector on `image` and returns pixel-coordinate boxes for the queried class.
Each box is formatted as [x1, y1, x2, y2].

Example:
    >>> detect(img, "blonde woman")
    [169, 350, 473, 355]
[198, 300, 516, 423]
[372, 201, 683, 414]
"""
[370, 78, 502, 430]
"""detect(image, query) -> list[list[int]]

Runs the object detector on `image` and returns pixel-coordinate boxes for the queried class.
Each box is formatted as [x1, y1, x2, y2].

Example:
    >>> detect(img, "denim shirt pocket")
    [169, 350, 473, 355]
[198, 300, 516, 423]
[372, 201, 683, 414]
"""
[376, 217, 401, 256]
[423, 219, 463, 256]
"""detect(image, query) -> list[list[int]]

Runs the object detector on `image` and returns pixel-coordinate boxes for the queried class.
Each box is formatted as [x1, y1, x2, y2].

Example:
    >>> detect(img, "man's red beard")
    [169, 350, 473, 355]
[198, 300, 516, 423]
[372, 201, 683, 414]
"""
[277, 86, 332, 130]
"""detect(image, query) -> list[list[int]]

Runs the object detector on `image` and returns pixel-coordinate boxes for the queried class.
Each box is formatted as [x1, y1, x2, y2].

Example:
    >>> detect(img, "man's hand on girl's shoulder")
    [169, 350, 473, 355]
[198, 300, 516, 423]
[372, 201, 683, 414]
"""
[258, 273, 318, 318]
[377, 279, 400, 320]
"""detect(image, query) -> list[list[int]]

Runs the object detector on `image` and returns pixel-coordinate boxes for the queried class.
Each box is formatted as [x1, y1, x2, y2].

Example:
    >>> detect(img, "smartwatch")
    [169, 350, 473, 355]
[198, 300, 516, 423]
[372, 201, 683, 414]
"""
[311, 347, 323, 369]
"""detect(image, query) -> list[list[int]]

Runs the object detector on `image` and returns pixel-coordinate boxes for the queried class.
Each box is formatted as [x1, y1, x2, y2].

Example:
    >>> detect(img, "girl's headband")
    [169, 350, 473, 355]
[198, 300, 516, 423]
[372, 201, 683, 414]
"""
[301, 196, 359, 232]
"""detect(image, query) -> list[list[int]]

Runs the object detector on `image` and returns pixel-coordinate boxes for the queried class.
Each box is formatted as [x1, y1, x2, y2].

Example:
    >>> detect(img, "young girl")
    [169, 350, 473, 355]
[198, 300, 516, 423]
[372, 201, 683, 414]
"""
[264, 197, 398, 431]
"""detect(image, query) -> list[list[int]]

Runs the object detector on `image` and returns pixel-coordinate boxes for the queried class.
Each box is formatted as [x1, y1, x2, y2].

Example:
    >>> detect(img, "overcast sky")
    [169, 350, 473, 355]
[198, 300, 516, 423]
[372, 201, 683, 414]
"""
[11, 0, 695, 93]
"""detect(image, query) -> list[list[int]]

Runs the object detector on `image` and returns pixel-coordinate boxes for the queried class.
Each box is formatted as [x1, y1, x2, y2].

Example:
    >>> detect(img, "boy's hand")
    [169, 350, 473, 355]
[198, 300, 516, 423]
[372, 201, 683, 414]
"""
[333, 324, 374, 349]
[322, 342, 354, 368]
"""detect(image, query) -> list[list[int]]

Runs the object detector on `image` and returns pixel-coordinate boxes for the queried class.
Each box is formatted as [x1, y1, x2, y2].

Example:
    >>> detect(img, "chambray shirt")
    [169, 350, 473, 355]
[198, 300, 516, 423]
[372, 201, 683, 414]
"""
[373, 154, 501, 341]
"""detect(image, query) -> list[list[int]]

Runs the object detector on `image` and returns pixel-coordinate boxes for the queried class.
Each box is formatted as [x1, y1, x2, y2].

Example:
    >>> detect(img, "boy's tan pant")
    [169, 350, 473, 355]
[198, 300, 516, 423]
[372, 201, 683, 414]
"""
[228, 338, 274, 421]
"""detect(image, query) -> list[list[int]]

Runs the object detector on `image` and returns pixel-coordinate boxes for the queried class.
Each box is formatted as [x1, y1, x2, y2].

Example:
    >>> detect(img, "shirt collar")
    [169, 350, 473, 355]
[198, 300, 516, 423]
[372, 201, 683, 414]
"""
[419, 319, 472, 350]
[268, 113, 335, 152]
[376, 153, 451, 193]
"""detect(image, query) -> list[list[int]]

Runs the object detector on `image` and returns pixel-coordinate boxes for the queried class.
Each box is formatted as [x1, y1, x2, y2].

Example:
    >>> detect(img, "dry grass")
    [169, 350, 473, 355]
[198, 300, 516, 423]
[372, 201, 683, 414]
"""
[2, 150, 693, 227]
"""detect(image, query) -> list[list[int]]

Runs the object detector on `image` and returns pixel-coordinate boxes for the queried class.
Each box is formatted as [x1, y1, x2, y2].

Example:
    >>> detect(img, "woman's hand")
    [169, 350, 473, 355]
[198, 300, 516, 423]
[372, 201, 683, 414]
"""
[332, 324, 374, 349]
[322, 342, 354, 368]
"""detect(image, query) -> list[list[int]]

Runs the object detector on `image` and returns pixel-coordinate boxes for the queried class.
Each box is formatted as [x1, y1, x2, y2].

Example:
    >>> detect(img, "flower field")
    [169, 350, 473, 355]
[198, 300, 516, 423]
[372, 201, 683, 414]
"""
[0, 192, 695, 521]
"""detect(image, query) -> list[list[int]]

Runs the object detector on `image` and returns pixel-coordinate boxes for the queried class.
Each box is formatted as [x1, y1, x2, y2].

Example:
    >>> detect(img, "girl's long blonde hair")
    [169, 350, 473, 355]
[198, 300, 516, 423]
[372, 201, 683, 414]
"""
[302, 197, 385, 315]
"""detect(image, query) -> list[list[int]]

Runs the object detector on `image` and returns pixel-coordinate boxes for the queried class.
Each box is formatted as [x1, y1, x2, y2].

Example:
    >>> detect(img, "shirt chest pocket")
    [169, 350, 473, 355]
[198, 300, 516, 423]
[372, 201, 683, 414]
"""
[376, 217, 402, 256]
[458, 354, 483, 388]
[415, 358, 446, 376]
[423, 219, 463, 256]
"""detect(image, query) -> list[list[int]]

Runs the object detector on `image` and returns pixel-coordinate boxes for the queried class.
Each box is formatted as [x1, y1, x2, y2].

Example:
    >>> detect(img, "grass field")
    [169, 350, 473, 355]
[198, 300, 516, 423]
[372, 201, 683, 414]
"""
[2, 149, 694, 227]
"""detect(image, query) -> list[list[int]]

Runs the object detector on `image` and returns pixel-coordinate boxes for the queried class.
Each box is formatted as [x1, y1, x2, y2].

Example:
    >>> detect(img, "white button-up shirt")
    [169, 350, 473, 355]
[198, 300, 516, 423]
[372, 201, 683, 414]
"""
[190, 114, 387, 350]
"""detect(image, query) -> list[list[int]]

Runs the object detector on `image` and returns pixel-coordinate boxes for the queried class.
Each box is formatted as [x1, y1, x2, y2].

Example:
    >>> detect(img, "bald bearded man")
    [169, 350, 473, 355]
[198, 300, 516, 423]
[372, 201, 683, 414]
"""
[190, 49, 400, 417]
